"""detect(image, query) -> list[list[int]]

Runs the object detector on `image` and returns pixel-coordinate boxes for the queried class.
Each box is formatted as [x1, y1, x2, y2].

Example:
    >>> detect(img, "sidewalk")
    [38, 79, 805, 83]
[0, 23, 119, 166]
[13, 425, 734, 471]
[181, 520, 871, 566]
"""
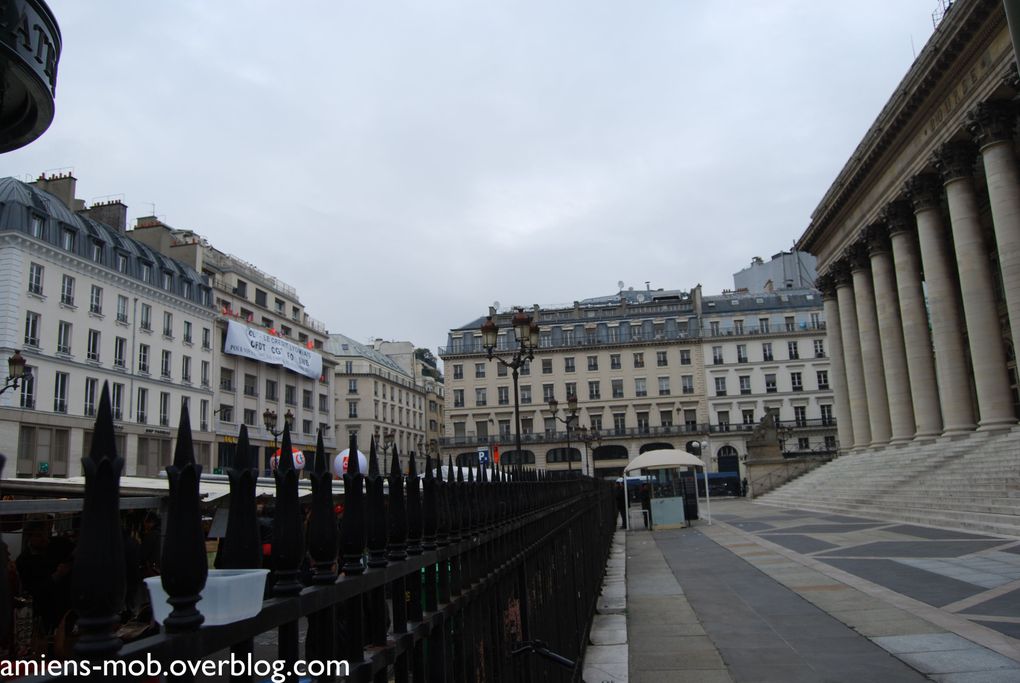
[622, 499, 1020, 682]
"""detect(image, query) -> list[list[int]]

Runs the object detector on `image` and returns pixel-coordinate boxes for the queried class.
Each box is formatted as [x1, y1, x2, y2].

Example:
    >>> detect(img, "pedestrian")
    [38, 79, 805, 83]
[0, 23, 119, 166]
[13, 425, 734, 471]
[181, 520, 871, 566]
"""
[741, 477, 749, 498]
[615, 483, 626, 528]
[639, 484, 652, 529]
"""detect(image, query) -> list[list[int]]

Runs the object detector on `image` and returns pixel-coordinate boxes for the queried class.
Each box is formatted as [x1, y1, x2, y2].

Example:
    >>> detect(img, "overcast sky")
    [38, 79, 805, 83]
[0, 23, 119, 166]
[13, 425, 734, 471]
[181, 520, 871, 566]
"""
[5, 1, 940, 354]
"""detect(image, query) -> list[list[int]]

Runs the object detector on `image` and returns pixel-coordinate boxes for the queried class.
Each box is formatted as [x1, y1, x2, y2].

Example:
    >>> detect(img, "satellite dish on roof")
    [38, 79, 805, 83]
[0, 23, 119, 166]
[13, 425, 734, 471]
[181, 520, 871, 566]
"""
[636, 294, 646, 302]
[617, 280, 625, 291]
[493, 300, 500, 311]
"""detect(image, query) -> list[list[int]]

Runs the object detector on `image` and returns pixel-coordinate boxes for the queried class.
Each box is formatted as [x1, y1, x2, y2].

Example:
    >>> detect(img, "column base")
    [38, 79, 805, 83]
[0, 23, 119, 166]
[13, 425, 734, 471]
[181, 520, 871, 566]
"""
[889, 436, 913, 447]
[912, 430, 942, 441]
[941, 425, 977, 439]
[976, 418, 1017, 433]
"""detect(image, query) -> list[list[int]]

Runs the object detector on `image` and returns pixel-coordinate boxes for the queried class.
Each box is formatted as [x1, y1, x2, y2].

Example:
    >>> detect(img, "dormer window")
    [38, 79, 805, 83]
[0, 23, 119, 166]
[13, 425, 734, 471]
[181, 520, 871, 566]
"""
[116, 253, 128, 273]
[140, 262, 151, 282]
[162, 271, 172, 290]
[29, 215, 44, 238]
[91, 240, 103, 263]
[61, 228, 76, 251]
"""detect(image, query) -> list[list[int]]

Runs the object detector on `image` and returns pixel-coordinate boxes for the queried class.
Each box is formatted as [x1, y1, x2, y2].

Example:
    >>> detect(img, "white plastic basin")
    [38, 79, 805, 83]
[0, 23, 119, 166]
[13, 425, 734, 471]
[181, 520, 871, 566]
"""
[144, 568, 270, 627]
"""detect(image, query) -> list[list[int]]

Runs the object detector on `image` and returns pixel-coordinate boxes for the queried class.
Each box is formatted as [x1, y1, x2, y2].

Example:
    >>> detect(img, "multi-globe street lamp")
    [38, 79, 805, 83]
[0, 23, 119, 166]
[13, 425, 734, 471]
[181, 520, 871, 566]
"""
[1, 351, 30, 396]
[481, 307, 539, 467]
[577, 425, 602, 478]
[546, 394, 579, 475]
[263, 408, 294, 451]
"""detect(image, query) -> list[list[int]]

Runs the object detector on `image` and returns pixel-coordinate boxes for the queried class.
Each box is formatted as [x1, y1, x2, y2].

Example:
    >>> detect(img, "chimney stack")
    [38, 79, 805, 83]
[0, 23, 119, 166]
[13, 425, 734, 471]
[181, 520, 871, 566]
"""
[80, 199, 128, 233]
[30, 172, 84, 211]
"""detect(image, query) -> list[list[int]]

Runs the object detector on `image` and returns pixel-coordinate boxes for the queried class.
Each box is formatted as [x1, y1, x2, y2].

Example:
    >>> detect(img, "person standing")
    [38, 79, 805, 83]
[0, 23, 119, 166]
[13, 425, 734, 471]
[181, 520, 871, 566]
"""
[615, 483, 626, 528]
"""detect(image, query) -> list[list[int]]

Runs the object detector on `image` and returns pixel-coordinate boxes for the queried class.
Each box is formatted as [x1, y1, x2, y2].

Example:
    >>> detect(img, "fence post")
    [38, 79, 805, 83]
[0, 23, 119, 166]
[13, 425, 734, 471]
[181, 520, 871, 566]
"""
[72, 383, 125, 660]
[387, 446, 409, 683]
[307, 429, 338, 670]
[339, 433, 366, 665]
[405, 453, 425, 683]
[272, 424, 304, 670]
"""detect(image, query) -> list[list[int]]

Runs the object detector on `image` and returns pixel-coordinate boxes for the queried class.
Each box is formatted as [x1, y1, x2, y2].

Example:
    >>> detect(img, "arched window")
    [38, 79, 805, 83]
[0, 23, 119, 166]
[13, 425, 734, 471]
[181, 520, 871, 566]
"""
[593, 444, 628, 461]
[639, 442, 672, 453]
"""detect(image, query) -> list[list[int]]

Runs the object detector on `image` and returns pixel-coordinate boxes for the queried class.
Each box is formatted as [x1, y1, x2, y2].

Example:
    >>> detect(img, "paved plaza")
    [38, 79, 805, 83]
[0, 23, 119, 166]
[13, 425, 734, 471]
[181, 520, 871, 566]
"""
[617, 499, 1020, 682]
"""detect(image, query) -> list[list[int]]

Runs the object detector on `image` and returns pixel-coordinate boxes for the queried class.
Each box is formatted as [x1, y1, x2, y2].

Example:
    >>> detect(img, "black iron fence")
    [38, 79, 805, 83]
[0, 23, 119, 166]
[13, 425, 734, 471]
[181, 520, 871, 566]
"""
[20, 383, 616, 681]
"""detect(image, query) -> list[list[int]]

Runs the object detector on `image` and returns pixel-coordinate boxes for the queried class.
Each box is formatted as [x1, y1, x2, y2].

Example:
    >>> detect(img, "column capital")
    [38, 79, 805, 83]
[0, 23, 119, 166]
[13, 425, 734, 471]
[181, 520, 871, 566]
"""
[905, 173, 943, 213]
[934, 139, 978, 184]
[881, 200, 916, 236]
[829, 258, 853, 287]
[967, 100, 1017, 148]
[847, 240, 872, 272]
[1002, 63, 1020, 94]
[815, 272, 837, 299]
[864, 222, 892, 257]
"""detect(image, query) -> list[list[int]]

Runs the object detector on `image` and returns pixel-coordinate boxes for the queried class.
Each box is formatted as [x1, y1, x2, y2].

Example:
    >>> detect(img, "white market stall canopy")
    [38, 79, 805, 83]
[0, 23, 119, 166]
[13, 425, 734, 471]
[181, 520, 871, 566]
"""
[624, 449, 706, 473]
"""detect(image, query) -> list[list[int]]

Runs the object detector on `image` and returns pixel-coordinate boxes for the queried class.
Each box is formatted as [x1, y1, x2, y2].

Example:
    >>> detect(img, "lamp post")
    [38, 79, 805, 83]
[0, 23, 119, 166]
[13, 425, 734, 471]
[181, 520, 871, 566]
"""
[547, 393, 579, 475]
[577, 425, 602, 477]
[1, 351, 30, 396]
[262, 408, 294, 451]
[481, 307, 539, 466]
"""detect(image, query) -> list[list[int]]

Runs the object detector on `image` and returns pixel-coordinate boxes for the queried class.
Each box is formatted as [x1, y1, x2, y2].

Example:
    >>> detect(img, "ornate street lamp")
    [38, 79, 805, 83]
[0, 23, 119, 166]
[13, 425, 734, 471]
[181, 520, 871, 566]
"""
[547, 393, 579, 474]
[577, 425, 602, 477]
[1, 351, 30, 396]
[263, 408, 294, 451]
[481, 306, 539, 467]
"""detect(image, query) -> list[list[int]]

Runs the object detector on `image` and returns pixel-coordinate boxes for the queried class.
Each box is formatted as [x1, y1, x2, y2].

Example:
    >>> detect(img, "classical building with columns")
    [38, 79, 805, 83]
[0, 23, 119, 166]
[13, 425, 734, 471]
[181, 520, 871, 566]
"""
[799, 0, 1020, 451]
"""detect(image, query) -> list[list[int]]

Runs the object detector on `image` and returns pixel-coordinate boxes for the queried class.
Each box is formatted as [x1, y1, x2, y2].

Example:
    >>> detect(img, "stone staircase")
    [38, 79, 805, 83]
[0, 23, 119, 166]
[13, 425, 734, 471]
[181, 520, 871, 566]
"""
[755, 427, 1020, 537]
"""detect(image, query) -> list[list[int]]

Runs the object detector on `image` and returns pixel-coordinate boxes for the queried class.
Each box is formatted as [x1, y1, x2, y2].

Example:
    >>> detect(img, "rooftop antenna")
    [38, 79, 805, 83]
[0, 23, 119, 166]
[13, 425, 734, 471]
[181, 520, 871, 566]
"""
[617, 280, 624, 291]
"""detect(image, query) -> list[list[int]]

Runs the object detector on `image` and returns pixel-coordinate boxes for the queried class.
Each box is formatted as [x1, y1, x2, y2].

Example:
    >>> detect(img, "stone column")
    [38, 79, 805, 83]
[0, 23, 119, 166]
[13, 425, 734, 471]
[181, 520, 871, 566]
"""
[849, 243, 892, 446]
[970, 101, 1020, 394]
[884, 201, 943, 438]
[865, 223, 916, 444]
[936, 141, 1016, 430]
[832, 260, 872, 448]
[817, 273, 854, 451]
[905, 174, 976, 435]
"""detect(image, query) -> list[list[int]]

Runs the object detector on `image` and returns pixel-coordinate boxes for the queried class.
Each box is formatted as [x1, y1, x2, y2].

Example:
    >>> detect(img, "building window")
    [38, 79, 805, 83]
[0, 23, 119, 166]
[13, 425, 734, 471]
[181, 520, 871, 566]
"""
[218, 405, 233, 423]
[28, 262, 44, 295]
[565, 357, 576, 373]
[821, 404, 834, 425]
[160, 392, 171, 426]
[202, 327, 212, 349]
[497, 364, 507, 377]
[613, 413, 626, 435]
[114, 337, 127, 368]
[739, 375, 751, 395]
[183, 320, 192, 344]
[116, 253, 127, 273]
[57, 321, 72, 355]
[111, 383, 124, 420]
[609, 354, 621, 370]
[255, 288, 267, 307]
[89, 285, 103, 315]
[791, 372, 803, 391]
[140, 262, 151, 282]
[542, 359, 552, 374]
[712, 346, 723, 364]
[637, 412, 650, 434]
[814, 339, 826, 357]
[346, 378, 358, 394]
[788, 341, 799, 360]
[742, 409, 755, 425]
[137, 387, 148, 423]
[817, 370, 829, 390]
[453, 389, 464, 407]
[794, 405, 807, 426]
[737, 344, 748, 363]
[201, 361, 210, 386]
[710, 321, 720, 336]
[587, 355, 598, 371]
[762, 343, 773, 361]
[498, 386, 509, 405]
[161, 350, 172, 379]
[765, 373, 777, 393]
[29, 215, 44, 238]
[543, 384, 555, 402]
[303, 389, 313, 409]
[656, 351, 668, 367]
[87, 329, 101, 362]
[633, 352, 644, 368]
[611, 379, 624, 399]
[785, 316, 796, 332]
[717, 410, 730, 431]
[60, 274, 75, 306]
[475, 362, 486, 378]
[635, 378, 647, 397]
[520, 385, 532, 404]
[759, 318, 770, 333]
[285, 385, 296, 406]
[80, 377, 99, 417]
[682, 375, 694, 394]
[679, 350, 691, 365]
[140, 304, 152, 331]
[24, 311, 40, 347]
[117, 295, 129, 323]
[475, 388, 487, 406]
[138, 344, 150, 374]
[61, 227, 76, 251]
[19, 369, 35, 408]
[182, 355, 192, 383]
[163, 312, 173, 338]
[453, 364, 463, 379]
[319, 393, 329, 412]
[53, 372, 69, 413]
[715, 377, 727, 396]
[660, 410, 673, 428]
[588, 381, 601, 400]
[244, 408, 257, 426]
[658, 376, 670, 396]
[162, 272, 172, 291]
[734, 320, 744, 335]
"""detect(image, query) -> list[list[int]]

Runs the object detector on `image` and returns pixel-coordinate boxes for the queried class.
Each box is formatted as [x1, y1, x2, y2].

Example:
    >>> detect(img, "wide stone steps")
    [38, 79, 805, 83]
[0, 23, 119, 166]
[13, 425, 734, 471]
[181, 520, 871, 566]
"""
[755, 427, 1020, 537]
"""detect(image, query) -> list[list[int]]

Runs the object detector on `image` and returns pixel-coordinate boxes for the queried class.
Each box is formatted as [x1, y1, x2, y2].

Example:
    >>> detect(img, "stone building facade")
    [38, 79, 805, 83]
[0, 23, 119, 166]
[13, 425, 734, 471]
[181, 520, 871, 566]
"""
[799, 0, 1020, 450]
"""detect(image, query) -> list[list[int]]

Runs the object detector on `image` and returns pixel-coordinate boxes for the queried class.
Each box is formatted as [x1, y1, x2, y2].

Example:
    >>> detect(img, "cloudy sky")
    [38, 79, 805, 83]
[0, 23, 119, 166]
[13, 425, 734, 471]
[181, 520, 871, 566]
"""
[5, 1, 939, 353]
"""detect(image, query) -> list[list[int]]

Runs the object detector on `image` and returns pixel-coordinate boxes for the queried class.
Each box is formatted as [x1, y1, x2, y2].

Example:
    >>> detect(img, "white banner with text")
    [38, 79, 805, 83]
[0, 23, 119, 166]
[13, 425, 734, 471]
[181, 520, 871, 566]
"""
[223, 320, 323, 380]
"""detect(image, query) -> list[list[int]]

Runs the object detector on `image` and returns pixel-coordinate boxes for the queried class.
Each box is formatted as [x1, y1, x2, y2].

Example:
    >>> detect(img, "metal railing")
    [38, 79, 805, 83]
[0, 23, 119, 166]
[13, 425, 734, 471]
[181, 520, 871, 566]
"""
[23, 384, 615, 682]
